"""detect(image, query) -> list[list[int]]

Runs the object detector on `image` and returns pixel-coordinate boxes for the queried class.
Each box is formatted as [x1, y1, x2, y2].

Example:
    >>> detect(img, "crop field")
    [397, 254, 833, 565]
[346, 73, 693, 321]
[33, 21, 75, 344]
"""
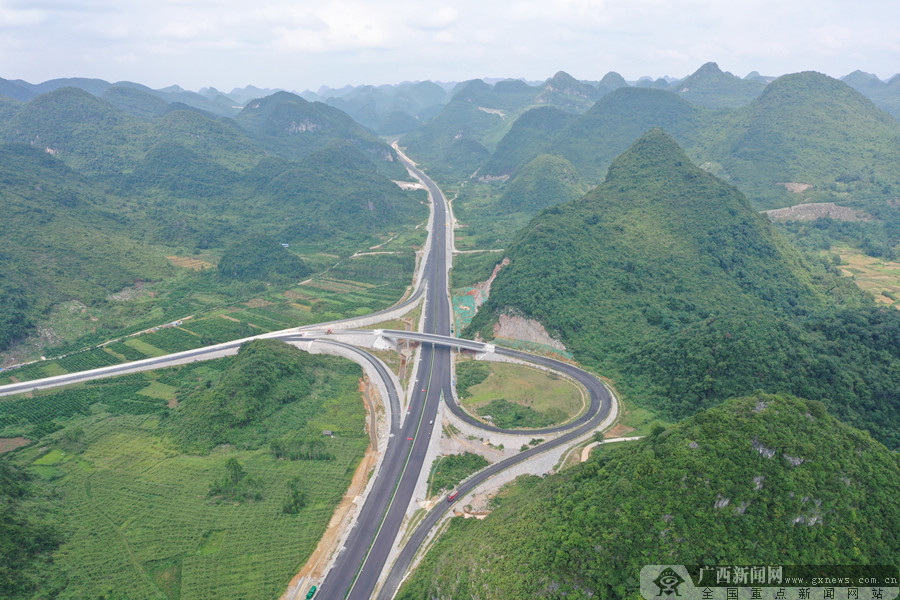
[456, 359, 585, 428]
[830, 245, 900, 309]
[139, 327, 205, 354]
[5, 351, 368, 600]
[27, 420, 365, 600]
[167, 255, 215, 270]
[0, 380, 164, 438]
[1, 252, 416, 386]
[178, 317, 260, 344]
[55, 347, 121, 372]
[106, 340, 152, 361]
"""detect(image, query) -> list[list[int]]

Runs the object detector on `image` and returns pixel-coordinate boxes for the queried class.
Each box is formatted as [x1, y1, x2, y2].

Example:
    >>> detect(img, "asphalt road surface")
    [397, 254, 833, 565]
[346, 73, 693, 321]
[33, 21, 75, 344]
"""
[316, 150, 454, 600]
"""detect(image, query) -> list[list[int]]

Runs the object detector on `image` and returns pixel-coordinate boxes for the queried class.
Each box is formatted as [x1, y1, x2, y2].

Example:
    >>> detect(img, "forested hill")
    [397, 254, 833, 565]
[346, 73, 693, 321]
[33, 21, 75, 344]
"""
[468, 130, 900, 449]
[0, 86, 426, 354]
[477, 72, 900, 212]
[397, 393, 900, 600]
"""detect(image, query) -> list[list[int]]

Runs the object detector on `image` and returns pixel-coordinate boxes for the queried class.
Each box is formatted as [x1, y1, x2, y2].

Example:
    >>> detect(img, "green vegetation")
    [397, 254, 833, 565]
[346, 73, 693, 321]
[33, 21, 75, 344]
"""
[468, 130, 900, 449]
[0, 460, 61, 598]
[0, 86, 427, 357]
[399, 394, 900, 599]
[455, 361, 491, 398]
[477, 106, 577, 179]
[670, 62, 765, 108]
[233, 91, 406, 177]
[452, 154, 590, 249]
[401, 73, 598, 186]
[1, 341, 368, 600]
[428, 452, 489, 496]
[842, 70, 900, 120]
[208, 458, 263, 503]
[282, 477, 309, 514]
[165, 340, 316, 452]
[478, 398, 559, 429]
[218, 235, 311, 283]
[467, 72, 900, 253]
[450, 252, 505, 289]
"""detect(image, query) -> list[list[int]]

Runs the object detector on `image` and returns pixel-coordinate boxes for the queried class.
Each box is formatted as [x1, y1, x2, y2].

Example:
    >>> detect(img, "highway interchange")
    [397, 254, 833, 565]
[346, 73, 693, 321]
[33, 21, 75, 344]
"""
[0, 150, 615, 600]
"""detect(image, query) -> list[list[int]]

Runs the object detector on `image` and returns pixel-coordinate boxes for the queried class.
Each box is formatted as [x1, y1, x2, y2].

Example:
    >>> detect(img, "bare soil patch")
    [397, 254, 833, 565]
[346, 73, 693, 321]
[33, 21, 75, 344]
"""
[605, 423, 636, 438]
[493, 314, 567, 351]
[245, 298, 274, 308]
[282, 290, 313, 300]
[775, 182, 813, 193]
[166, 256, 214, 270]
[764, 202, 871, 222]
[0, 437, 30, 453]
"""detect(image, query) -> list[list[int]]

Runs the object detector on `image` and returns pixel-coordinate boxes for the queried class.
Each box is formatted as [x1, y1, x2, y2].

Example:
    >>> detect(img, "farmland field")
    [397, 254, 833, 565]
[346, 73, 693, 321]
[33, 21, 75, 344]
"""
[830, 244, 900, 309]
[4, 349, 369, 600]
[1, 251, 417, 386]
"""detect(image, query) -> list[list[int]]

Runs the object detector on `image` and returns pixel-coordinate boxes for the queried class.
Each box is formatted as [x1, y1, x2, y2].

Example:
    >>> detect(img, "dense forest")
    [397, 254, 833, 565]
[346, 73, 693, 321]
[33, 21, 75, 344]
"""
[0, 86, 427, 354]
[398, 393, 900, 600]
[468, 130, 900, 449]
[398, 393, 900, 599]
[445, 71, 900, 255]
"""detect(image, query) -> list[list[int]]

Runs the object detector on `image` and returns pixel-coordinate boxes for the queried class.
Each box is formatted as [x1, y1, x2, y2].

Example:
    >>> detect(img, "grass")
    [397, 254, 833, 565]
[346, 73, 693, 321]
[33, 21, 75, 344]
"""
[456, 359, 585, 428]
[608, 405, 671, 438]
[427, 452, 490, 497]
[125, 338, 167, 358]
[137, 382, 177, 401]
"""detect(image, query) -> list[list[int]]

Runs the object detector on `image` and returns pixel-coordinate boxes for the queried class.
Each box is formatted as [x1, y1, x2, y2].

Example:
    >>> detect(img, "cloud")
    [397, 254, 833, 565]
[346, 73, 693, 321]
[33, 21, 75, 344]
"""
[0, 0, 898, 90]
[413, 6, 459, 31]
[0, 6, 48, 27]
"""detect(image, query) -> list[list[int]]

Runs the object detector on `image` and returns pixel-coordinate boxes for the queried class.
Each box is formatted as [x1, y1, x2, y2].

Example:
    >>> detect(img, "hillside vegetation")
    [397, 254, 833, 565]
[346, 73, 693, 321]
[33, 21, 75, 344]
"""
[0, 460, 60, 598]
[398, 393, 900, 599]
[468, 130, 900, 449]
[471, 72, 900, 256]
[166, 339, 317, 452]
[1, 340, 367, 599]
[0, 87, 426, 355]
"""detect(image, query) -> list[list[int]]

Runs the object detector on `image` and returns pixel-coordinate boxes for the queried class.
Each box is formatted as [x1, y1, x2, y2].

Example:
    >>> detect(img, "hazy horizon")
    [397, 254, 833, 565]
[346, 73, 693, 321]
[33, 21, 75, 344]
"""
[0, 0, 898, 93]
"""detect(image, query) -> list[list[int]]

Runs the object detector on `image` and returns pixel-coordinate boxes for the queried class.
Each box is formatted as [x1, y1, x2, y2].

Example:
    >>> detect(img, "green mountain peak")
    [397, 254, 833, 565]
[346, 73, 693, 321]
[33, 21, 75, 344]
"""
[604, 127, 695, 184]
[467, 132, 900, 449]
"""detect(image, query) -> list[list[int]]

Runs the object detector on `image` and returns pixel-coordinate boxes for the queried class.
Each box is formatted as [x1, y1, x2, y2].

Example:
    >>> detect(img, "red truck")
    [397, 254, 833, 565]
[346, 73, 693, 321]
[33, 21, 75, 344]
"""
[446, 491, 459, 502]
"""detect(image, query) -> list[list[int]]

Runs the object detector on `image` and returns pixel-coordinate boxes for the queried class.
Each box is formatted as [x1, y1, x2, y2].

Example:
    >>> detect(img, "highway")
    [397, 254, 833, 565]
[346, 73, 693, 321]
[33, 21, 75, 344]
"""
[0, 149, 615, 600]
[316, 150, 454, 600]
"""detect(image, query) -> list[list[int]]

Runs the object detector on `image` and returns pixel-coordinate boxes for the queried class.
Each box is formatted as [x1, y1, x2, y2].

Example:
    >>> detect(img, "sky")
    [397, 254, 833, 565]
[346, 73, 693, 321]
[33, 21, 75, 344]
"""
[1, 0, 898, 93]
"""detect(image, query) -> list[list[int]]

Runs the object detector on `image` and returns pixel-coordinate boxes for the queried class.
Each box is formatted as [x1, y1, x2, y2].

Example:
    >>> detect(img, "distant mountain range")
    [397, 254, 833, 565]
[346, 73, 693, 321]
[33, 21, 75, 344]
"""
[4, 62, 896, 147]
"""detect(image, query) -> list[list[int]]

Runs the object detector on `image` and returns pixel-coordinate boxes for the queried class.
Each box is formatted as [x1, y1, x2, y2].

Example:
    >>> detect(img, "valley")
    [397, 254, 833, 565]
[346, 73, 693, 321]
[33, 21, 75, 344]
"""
[2, 65, 900, 600]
